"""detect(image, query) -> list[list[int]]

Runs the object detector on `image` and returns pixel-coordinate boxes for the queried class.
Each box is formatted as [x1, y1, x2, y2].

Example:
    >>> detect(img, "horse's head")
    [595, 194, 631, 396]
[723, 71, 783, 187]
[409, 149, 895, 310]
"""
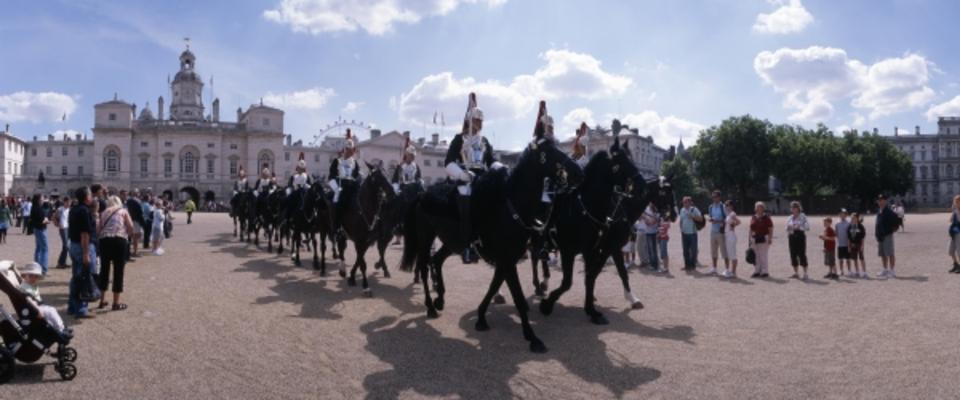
[364, 162, 396, 203]
[607, 137, 645, 206]
[524, 138, 584, 188]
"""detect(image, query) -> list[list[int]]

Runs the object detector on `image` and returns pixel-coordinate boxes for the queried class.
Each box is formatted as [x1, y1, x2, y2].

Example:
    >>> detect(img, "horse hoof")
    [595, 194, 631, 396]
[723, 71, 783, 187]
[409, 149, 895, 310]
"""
[320, 270, 327, 277]
[383, 270, 391, 279]
[493, 294, 506, 305]
[339, 269, 347, 278]
[363, 289, 373, 297]
[434, 298, 445, 311]
[427, 309, 439, 319]
[529, 339, 548, 354]
[313, 262, 320, 271]
[347, 277, 357, 286]
[475, 319, 490, 331]
[590, 314, 609, 325]
[631, 301, 645, 310]
[539, 282, 548, 292]
[534, 288, 545, 298]
[293, 260, 301, 267]
[539, 301, 554, 316]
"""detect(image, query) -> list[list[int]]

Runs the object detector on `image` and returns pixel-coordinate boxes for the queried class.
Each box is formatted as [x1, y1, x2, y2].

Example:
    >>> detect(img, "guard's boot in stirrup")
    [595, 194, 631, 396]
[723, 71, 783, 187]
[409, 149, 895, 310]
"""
[458, 195, 474, 264]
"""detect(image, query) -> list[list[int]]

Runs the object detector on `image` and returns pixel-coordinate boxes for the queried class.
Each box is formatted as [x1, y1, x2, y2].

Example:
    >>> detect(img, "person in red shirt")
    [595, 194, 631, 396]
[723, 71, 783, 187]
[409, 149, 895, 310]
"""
[749, 202, 774, 278]
[820, 217, 838, 280]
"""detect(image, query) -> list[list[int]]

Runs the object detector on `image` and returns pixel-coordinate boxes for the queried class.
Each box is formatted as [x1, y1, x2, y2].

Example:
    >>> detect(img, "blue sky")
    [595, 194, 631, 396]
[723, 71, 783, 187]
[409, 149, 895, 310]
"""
[2, 0, 960, 150]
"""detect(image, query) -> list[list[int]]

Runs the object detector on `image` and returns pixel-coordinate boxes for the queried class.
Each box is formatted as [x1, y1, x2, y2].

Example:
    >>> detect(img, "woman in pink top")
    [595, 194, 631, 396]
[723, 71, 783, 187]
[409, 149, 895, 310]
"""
[96, 195, 134, 311]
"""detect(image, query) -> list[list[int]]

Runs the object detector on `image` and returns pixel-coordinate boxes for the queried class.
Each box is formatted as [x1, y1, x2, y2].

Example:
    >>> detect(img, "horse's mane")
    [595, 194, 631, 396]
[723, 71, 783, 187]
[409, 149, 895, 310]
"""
[582, 151, 611, 185]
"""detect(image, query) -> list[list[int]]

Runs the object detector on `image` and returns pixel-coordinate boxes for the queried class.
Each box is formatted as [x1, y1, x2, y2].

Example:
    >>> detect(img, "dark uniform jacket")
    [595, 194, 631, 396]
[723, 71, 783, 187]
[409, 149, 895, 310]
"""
[444, 133, 494, 171]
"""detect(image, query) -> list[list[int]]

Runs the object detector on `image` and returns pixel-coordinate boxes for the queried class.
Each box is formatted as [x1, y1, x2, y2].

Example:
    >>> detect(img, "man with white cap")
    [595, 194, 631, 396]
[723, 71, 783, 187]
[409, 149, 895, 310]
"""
[233, 166, 249, 196]
[445, 92, 495, 264]
[392, 137, 422, 193]
[254, 166, 275, 196]
[289, 153, 310, 191]
[328, 129, 361, 204]
[572, 122, 590, 169]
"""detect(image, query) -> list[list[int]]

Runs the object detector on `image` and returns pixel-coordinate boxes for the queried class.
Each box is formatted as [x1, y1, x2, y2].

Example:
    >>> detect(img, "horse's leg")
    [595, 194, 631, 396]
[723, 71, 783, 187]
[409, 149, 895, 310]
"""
[503, 263, 547, 353]
[266, 224, 273, 253]
[292, 229, 302, 266]
[541, 250, 551, 293]
[337, 235, 348, 277]
[584, 260, 607, 325]
[540, 248, 576, 316]
[429, 245, 452, 311]
[475, 268, 506, 332]
[277, 224, 285, 254]
[530, 248, 544, 298]
[612, 250, 644, 309]
[233, 217, 237, 237]
[348, 240, 361, 286]
[312, 232, 320, 270]
[319, 231, 327, 276]
[376, 235, 391, 278]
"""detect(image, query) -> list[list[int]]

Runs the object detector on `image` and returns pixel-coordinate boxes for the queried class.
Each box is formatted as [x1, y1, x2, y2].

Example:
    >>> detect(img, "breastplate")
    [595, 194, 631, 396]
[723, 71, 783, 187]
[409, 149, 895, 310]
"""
[339, 159, 355, 179]
[463, 135, 485, 169]
[401, 163, 418, 184]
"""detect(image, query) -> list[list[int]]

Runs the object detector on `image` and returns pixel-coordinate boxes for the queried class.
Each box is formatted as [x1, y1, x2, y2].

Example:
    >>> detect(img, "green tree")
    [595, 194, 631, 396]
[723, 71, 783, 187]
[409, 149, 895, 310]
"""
[769, 123, 843, 201]
[661, 157, 707, 203]
[692, 115, 773, 210]
[837, 133, 913, 209]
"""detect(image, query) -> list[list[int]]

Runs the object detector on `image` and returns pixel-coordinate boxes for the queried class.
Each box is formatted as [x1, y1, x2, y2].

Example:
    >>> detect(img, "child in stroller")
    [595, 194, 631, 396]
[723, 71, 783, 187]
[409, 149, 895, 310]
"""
[0, 260, 77, 383]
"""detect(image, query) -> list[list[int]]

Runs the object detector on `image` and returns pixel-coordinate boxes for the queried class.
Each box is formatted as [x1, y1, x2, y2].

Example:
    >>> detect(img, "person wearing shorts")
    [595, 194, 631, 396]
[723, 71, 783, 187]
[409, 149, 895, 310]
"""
[847, 213, 867, 278]
[835, 209, 852, 276]
[875, 194, 899, 278]
[707, 190, 728, 274]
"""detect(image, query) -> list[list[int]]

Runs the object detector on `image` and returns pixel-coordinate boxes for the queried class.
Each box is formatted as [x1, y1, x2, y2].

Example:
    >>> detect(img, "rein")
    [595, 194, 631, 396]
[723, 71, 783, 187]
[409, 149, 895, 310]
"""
[357, 186, 388, 232]
[576, 173, 641, 249]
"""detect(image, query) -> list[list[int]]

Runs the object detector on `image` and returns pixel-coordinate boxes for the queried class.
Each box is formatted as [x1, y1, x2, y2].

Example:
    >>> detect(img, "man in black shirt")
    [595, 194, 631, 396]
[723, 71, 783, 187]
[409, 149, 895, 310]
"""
[67, 186, 97, 318]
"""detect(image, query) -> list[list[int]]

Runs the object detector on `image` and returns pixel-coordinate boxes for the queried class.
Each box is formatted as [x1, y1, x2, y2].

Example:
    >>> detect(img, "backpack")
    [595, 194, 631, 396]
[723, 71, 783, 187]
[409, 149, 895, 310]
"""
[692, 209, 706, 231]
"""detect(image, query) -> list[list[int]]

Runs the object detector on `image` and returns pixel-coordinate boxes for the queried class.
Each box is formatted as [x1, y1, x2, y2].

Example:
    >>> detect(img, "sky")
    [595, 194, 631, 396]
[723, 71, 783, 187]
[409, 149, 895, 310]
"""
[2, 0, 960, 151]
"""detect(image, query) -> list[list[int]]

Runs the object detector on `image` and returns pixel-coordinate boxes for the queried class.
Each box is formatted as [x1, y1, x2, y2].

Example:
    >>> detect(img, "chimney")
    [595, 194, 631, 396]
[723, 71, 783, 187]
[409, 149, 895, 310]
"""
[47, 134, 54, 141]
[75, 133, 82, 141]
[370, 129, 381, 139]
[33, 136, 37, 141]
[212, 98, 220, 122]
[285, 135, 292, 146]
[417, 137, 426, 146]
[894, 126, 898, 136]
[916, 125, 921, 135]
[4, 123, 8, 133]
[63, 132, 68, 140]
[431, 133, 439, 146]
[158, 96, 164, 120]
[236, 107, 243, 122]
[132, 103, 137, 117]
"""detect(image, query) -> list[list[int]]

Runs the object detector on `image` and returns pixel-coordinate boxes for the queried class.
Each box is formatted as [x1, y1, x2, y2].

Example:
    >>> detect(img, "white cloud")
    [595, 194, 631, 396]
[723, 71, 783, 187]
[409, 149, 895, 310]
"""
[753, 0, 813, 34]
[397, 49, 631, 125]
[264, 0, 507, 36]
[560, 107, 595, 138]
[341, 101, 364, 113]
[754, 46, 935, 123]
[0, 91, 77, 123]
[926, 95, 960, 121]
[262, 87, 336, 110]
[620, 111, 704, 146]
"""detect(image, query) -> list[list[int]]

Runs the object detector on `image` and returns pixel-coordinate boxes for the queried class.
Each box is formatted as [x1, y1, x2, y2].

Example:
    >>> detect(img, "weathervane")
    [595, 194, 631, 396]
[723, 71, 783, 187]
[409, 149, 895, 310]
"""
[184, 36, 190, 50]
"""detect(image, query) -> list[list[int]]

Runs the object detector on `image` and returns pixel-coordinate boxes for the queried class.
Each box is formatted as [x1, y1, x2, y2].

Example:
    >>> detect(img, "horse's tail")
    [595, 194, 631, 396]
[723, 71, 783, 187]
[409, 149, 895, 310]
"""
[399, 197, 419, 272]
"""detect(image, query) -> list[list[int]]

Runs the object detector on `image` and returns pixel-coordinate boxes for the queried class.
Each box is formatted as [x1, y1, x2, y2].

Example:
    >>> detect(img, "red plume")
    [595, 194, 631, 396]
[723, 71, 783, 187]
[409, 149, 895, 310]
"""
[468, 92, 477, 110]
[346, 128, 352, 140]
[574, 122, 588, 147]
[534, 100, 547, 138]
[298, 152, 305, 161]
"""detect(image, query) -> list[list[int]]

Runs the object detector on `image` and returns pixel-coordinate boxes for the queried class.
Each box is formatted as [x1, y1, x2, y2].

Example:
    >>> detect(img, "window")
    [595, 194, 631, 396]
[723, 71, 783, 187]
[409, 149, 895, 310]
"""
[140, 158, 148, 176]
[105, 148, 119, 173]
[62, 147, 68, 156]
[61, 166, 67, 175]
[31, 148, 36, 156]
[284, 152, 290, 161]
[45, 166, 52, 175]
[263, 118, 270, 127]
[108, 113, 117, 121]
[207, 143, 215, 148]
[141, 141, 149, 147]
[315, 154, 320, 162]
[46, 147, 52, 157]
[206, 158, 214, 174]
[229, 160, 237, 176]
[229, 143, 238, 150]
[182, 152, 196, 174]
[164, 141, 172, 147]
[424, 159, 431, 167]
[164, 159, 172, 178]
[77, 166, 83, 176]
[78, 147, 84, 157]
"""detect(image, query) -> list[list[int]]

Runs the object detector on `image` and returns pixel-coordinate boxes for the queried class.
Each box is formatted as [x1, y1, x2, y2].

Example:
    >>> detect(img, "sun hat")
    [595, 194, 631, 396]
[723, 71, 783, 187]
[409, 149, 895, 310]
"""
[17, 261, 43, 277]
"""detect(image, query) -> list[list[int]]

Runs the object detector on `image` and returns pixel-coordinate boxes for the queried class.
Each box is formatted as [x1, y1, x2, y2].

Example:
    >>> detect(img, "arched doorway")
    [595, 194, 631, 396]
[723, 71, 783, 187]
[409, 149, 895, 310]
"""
[179, 186, 200, 204]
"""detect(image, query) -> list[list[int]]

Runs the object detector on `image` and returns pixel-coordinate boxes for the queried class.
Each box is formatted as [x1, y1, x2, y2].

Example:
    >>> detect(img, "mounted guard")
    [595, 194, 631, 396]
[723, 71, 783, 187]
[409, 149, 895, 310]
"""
[328, 129, 361, 204]
[572, 122, 589, 169]
[233, 165, 249, 195]
[254, 167, 274, 196]
[445, 92, 496, 264]
[392, 137, 422, 193]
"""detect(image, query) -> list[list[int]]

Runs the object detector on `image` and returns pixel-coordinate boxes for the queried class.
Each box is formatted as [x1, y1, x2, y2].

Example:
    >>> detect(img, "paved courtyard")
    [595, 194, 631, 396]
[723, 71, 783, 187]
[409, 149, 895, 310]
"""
[2, 211, 960, 399]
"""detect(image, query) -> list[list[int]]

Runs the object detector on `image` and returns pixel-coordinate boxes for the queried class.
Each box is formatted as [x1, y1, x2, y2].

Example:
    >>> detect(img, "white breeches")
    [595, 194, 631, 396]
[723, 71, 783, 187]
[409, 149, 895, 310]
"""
[328, 179, 341, 202]
[446, 163, 472, 196]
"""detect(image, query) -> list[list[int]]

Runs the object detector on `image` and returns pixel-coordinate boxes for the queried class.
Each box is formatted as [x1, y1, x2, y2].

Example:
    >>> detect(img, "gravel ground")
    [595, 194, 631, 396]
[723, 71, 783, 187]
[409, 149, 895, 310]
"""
[1, 211, 959, 399]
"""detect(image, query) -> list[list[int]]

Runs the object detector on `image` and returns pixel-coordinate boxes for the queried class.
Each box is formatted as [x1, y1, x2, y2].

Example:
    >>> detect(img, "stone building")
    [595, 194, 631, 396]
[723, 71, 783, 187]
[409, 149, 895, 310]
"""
[0, 125, 27, 196]
[555, 121, 668, 179]
[883, 117, 960, 207]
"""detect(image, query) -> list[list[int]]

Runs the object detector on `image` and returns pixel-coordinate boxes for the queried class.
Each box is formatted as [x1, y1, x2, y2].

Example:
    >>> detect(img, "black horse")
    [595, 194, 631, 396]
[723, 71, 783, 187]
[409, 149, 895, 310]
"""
[400, 139, 583, 353]
[292, 180, 337, 272]
[539, 138, 676, 325]
[335, 164, 398, 295]
[230, 191, 253, 241]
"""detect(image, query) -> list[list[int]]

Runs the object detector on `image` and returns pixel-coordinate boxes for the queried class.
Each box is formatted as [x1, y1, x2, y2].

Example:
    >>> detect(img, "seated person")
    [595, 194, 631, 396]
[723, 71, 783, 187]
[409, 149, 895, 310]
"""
[18, 261, 69, 336]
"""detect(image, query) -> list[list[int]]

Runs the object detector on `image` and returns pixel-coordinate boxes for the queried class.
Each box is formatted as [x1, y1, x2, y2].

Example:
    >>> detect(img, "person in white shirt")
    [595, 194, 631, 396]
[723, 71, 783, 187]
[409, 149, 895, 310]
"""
[641, 202, 661, 271]
[632, 219, 648, 268]
[21, 199, 32, 234]
[54, 198, 71, 268]
[722, 200, 740, 278]
[571, 122, 589, 170]
[151, 199, 166, 255]
[786, 201, 811, 280]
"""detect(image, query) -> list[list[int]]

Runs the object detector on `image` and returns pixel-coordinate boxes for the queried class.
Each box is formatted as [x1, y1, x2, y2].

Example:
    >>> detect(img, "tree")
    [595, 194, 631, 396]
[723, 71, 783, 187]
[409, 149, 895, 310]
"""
[692, 115, 773, 210]
[769, 123, 843, 201]
[661, 157, 707, 203]
[837, 133, 913, 210]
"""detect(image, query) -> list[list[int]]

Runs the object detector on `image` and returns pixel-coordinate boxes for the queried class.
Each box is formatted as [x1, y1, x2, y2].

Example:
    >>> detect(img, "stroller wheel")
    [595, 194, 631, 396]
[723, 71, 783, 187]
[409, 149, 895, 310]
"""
[0, 346, 15, 384]
[58, 362, 77, 381]
[63, 347, 78, 362]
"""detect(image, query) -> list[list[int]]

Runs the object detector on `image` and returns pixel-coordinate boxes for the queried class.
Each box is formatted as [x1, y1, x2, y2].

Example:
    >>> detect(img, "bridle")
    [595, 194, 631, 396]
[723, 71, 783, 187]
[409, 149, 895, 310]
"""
[357, 176, 391, 232]
[577, 171, 642, 249]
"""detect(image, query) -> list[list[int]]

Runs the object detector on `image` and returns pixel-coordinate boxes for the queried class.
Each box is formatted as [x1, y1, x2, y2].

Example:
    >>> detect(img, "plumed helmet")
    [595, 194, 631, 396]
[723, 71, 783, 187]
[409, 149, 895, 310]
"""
[533, 100, 553, 140]
[464, 92, 484, 122]
[238, 165, 246, 177]
[403, 137, 417, 156]
[344, 129, 356, 149]
[297, 152, 306, 169]
[574, 122, 588, 152]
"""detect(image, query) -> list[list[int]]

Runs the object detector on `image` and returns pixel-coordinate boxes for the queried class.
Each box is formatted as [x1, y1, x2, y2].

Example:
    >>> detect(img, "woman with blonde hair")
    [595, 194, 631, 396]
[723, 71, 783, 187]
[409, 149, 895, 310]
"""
[97, 195, 134, 311]
[785, 200, 810, 280]
[749, 201, 773, 278]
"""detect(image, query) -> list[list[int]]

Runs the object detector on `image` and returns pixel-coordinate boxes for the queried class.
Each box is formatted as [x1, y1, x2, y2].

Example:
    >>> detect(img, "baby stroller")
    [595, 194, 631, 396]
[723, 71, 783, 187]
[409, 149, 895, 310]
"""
[0, 260, 77, 383]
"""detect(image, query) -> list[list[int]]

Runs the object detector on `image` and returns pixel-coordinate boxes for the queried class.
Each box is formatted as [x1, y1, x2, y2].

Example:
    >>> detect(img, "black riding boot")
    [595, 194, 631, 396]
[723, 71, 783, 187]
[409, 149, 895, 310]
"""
[458, 195, 475, 264]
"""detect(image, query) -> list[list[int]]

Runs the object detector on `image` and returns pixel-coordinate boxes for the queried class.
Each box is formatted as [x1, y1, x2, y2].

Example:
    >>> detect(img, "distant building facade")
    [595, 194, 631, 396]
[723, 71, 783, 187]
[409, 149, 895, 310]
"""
[883, 117, 960, 207]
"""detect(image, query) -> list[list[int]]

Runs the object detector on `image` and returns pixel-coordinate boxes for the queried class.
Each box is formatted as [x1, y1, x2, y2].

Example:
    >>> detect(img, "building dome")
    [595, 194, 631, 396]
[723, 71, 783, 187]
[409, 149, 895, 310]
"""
[138, 105, 155, 121]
